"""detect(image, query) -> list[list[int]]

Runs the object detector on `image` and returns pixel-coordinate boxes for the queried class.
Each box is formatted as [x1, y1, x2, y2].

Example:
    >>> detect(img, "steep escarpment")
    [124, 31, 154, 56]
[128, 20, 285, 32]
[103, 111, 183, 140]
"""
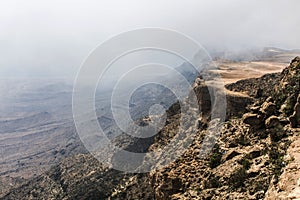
[2, 57, 300, 200]
[112, 57, 300, 199]
[109, 57, 300, 199]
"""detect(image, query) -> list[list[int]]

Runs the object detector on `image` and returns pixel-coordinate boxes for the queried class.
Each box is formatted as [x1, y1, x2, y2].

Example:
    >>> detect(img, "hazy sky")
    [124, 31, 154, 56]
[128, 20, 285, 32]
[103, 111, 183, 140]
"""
[0, 0, 300, 78]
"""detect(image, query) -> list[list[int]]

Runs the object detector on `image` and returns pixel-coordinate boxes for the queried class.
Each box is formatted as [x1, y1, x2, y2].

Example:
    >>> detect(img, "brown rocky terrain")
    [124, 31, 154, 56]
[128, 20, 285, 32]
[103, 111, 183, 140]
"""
[1, 55, 300, 200]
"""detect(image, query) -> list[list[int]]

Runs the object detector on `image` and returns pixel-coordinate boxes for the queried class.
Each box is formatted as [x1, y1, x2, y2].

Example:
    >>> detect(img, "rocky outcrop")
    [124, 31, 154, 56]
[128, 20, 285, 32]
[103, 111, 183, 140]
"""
[226, 73, 281, 99]
[194, 77, 254, 121]
[243, 113, 263, 127]
[193, 78, 212, 116]
[289, 94, 300, 127]
[260, 101, 277, 117]
[226, 91, 254, 119]
[265, 116, 280, 128]
[276, 57, 300, 116]
[265, 130, 300, 200]
[2, 57, 300, 200]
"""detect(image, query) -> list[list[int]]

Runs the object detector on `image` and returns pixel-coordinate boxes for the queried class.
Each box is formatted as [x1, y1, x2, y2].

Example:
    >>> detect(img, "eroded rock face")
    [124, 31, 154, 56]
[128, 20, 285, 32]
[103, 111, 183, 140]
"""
[289, 94, 300, 128]
[3, 57, 300, 200]
[265, 130, 300, 200]
[193, 77, 254, 121]
[152, 175, 183, 199]
[193, 79, 211, 116]
[275, 57, 300, 116]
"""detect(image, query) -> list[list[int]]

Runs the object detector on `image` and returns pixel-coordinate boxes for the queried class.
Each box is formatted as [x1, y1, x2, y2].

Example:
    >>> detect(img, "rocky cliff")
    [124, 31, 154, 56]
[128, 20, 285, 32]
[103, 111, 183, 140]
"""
[2, 57, 300, 200]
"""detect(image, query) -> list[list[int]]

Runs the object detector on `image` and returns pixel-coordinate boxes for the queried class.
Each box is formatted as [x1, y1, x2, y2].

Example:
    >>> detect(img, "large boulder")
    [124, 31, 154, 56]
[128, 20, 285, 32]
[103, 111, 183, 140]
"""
[242, 113, 263, 127]
[265, 116, 281, 129]
[265, 116, 284, 142]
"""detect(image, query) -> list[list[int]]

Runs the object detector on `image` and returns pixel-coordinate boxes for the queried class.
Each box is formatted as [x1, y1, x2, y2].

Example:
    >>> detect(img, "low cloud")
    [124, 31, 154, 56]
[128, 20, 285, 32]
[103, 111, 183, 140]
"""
[0, 0, 299, 78]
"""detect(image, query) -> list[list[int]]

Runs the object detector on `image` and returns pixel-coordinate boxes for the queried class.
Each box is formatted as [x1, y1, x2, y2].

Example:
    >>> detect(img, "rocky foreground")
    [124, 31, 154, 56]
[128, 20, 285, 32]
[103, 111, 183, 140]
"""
[2, 57, 300, 200]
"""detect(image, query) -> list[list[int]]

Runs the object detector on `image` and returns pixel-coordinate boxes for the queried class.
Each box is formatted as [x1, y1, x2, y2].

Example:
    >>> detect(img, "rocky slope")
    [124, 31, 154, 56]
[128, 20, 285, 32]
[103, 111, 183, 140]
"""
[2, 57, 300, 200]
[0, 80, 88, 197]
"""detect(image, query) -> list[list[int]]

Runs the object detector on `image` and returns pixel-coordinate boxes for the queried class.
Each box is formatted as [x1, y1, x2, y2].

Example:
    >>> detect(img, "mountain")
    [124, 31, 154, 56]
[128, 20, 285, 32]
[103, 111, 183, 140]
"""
[2, 57, 300, 199]
[211, 47, 300, 63]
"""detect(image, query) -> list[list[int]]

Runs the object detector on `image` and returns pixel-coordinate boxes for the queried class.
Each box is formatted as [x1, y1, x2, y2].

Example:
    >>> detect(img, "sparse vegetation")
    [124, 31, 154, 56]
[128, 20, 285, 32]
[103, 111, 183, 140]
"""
[209, 145, 223, 169]
[239, 158, 252, 170]
[268, 145, 286, 182]
[229, 167, 247, 188]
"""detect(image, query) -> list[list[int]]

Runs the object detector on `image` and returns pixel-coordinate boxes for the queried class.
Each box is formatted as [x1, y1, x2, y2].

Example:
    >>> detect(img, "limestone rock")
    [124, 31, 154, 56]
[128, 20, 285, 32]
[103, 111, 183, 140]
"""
[265, 116, 281, 128]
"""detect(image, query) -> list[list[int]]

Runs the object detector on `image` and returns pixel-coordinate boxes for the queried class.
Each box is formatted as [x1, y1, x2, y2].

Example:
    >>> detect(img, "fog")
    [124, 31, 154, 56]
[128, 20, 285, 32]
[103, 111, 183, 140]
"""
[0, 0, 300, 78]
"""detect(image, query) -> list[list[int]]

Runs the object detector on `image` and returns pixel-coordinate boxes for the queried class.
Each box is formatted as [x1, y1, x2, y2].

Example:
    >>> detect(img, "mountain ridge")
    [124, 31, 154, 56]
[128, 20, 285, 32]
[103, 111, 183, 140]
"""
[2, 57, 300, 199]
